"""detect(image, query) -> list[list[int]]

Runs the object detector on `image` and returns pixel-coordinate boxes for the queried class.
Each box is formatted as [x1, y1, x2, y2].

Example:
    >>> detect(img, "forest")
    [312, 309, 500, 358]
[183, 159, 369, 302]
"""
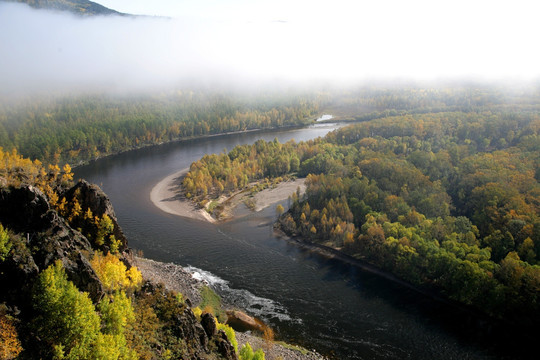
[1, 83, 540, 357]
[183, 107, 540, 327]
[2, 84, 538, 168]
[0, 90, 322, 165]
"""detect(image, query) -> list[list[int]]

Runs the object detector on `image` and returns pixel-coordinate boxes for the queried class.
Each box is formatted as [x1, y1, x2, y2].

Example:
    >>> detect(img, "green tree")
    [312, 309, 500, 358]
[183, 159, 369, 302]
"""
[32, 261, 102, 359]
[98, 291, 137, 360]
[0, 224, 11, 262]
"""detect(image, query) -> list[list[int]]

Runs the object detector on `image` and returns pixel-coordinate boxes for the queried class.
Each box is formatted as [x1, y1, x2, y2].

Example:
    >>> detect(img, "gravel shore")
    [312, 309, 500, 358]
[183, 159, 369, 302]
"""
[132, 256, 327, 360]
[236, 332, 327, 360]
[133, 256, 204, 305]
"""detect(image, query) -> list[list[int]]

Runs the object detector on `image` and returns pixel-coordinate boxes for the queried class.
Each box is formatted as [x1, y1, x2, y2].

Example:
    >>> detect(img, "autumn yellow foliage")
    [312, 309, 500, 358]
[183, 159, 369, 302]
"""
[0, 147, 74, 208]
[0, 314, 23, 360]
[90, 252, 143, 292]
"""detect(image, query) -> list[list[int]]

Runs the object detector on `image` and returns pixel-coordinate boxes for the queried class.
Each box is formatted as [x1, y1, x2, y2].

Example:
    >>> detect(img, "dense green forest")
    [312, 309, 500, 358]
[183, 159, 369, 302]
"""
[183, 108, 540, 326]
[0, 91, 321, 165]
[2, 85, 539, 167]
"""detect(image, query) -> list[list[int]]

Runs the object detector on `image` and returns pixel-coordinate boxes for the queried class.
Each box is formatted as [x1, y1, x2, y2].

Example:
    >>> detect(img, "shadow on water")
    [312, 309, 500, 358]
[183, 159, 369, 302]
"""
[280, 242, 535, 360]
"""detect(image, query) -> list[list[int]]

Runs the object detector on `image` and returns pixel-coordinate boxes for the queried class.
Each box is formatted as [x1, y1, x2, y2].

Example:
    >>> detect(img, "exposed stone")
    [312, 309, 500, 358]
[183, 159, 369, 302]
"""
[0, 185, 50, 233]
[181, 306, 209, 354]
[201, 312, 217, 337]
[216, 329, 238, 360]
[236, 332, 328, 360]
[0, 235, 39, 308]
[0, 182, 261, 360]
[226, 310, 265, 332]
[63, 180, 128, 251]
[132, 256, 203, 305]
[0, 185, 105, 303]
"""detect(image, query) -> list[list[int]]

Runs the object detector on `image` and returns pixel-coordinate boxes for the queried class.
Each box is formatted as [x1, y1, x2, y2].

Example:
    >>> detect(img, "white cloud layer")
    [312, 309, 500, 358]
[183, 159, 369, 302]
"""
[1, 1, 539, 94]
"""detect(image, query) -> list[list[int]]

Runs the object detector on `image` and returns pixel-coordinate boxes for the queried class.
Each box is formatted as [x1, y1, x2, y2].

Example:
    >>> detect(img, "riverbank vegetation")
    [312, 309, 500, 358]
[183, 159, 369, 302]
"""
[279, 111, 539, 326]
[3, 83, 538, 167]
[2, 82, 540, 356]
[0, 90, 321, 165]
[183, 103, 540, 327]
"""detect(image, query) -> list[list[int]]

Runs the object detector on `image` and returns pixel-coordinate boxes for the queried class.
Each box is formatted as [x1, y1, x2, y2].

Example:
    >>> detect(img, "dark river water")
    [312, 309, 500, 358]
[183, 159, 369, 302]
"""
[75, 124, 524, 360]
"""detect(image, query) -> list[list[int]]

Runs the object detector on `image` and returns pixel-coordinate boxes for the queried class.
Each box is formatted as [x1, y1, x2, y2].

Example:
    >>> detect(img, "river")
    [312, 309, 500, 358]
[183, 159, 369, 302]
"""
[74, 123, 522, 360]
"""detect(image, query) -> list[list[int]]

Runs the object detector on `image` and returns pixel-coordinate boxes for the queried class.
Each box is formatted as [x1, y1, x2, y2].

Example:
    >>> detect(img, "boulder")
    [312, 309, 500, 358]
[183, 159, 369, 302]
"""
[226, 310, 265, 332]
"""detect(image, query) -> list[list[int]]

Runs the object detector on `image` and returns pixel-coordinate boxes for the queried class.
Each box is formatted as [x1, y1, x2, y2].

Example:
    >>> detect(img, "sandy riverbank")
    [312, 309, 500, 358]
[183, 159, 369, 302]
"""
[150, 168, 306, 223]
[150, 168, 215, 222]
[252, 179, 305, 212]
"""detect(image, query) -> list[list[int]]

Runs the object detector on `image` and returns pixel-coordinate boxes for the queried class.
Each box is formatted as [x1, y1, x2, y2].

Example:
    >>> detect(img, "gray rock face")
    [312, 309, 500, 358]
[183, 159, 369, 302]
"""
[201, 312, 218, 337]
[0, 185, 104, 304]
[0, 182, 238, 360]
[63, 180, 128, 251]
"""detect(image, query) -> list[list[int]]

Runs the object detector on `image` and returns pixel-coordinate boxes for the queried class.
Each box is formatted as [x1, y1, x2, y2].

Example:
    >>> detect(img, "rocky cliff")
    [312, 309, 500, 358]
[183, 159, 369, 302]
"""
[0, 181, 237, 359]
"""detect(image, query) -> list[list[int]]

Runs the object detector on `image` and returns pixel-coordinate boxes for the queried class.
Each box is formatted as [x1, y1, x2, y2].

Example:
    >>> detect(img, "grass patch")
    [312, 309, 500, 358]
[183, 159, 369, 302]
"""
[207, 200, 219, 214]
[199, 285, 227, 323]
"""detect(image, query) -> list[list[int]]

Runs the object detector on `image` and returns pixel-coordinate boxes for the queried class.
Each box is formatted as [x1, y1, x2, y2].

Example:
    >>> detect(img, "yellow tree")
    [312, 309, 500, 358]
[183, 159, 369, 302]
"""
[0, 314, 23, 360]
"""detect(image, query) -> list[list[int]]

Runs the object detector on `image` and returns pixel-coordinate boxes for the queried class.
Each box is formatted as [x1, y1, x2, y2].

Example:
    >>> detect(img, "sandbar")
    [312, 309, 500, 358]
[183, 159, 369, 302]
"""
[150, 169, 306, 223]
[150, 168, 215, 222]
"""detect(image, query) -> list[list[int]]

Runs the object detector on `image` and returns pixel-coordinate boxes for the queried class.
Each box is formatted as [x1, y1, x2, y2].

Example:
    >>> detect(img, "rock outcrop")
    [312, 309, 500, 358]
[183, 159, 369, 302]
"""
[137, 282, 237, 360]
[215, 329, 238, 360]
[0, 181, 238, 360]
[0, 184, 104, 304]
[201, 312, 218, 337]
[63, 179, 128, 251]
[0, 185, 51, 233]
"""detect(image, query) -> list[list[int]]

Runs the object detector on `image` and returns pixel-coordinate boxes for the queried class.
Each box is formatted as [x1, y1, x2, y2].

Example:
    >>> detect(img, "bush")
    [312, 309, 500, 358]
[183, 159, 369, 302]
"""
[90, 252, 142, 292]
[0, 225, 12, 262]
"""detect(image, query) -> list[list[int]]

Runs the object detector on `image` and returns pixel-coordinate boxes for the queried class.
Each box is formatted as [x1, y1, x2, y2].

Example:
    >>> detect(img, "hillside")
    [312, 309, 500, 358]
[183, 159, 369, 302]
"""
[0, 0, 124, 16]
[0, 149, 238, 359]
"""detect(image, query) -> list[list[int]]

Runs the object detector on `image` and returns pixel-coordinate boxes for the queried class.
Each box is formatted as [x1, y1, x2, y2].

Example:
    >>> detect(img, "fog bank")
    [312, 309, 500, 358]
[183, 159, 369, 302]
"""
[1, 1, 540, 95]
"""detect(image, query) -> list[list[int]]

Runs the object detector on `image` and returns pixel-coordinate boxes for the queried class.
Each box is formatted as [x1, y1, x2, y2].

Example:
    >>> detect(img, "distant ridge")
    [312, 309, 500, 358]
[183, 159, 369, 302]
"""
[0, 0, 126, 16]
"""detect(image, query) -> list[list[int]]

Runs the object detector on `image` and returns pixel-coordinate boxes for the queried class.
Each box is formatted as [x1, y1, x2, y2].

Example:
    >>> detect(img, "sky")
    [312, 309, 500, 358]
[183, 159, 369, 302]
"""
[1, 0, 539, 95]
